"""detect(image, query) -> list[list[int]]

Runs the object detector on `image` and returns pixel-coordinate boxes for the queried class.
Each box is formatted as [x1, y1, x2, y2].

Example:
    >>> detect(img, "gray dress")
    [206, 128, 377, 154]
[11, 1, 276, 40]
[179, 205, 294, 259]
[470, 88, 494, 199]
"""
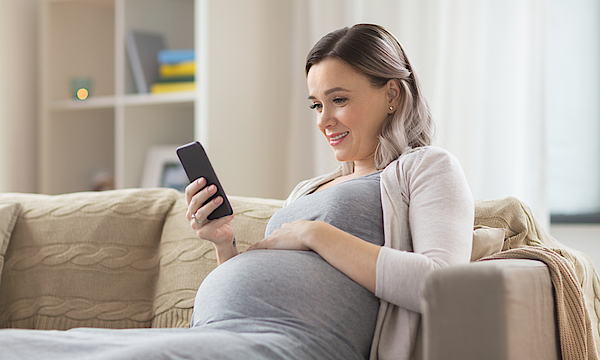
[191, 171, 384, 360]
[0, 172, 384, 360]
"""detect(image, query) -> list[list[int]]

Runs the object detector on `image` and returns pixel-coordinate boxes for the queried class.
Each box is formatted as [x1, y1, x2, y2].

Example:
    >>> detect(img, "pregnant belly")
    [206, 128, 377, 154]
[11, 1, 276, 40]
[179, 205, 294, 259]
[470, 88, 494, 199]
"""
[192, 249, 377, 333]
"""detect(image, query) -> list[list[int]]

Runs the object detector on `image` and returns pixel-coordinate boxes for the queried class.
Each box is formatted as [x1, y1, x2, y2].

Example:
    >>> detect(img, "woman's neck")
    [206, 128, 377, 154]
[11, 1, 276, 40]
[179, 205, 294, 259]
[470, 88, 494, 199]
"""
[351, 159, 377, 177]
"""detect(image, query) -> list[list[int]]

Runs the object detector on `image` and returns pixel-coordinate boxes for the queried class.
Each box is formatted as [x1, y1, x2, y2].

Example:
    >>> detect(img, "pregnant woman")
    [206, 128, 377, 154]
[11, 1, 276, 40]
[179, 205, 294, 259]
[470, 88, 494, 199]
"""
[0, 24, 473, 360]
[185, 23, 473, 360]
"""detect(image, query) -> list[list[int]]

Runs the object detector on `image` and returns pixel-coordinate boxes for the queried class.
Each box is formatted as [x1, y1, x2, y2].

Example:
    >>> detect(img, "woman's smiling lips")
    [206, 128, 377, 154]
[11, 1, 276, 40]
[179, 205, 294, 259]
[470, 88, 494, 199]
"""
[327, 131, 349, 146]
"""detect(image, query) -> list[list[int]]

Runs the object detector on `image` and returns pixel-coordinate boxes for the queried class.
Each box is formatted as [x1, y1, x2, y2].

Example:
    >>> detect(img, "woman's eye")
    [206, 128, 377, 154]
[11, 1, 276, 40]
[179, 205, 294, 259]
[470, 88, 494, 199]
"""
[333, 97, 347, 105]
[309, 103, 322, 111]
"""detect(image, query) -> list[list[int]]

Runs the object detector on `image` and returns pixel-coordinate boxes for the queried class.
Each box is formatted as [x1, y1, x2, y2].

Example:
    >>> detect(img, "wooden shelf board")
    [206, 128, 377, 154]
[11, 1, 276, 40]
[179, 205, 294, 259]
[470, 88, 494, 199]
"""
[49, 92, 196, 110]
[50, 95, 116, 110]
[123, 92, 196, 106]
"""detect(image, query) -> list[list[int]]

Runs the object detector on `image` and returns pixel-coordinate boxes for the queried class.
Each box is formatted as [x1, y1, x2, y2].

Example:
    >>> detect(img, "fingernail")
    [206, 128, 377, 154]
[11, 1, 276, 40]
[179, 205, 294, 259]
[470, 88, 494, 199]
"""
[209, 185, 216, 193]
[213, 196, 222, 204]
[197, 178, 205, 185]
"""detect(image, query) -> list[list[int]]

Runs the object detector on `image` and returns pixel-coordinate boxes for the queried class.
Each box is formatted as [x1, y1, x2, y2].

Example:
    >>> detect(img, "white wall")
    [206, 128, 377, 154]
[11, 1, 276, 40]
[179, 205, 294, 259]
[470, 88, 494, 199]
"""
[206, 0, 292, 200]
[551, 225, 600, 270]
[0, 0, 38, 193]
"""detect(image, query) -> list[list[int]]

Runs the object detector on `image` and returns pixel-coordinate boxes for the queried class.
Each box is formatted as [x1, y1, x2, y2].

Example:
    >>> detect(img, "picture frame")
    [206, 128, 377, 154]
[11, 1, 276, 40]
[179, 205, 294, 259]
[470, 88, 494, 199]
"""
[141, 145, 188, 192]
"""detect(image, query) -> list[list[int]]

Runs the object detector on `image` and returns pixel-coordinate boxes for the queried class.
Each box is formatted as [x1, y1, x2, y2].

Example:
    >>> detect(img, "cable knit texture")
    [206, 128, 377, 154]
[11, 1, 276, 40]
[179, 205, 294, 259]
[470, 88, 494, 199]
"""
[0, 203, 20, 289]
[0, 189, 283, 330]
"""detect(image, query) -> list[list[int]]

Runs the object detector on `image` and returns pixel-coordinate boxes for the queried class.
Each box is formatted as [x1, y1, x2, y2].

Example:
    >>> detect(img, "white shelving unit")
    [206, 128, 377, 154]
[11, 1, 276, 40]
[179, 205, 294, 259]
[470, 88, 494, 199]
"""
[38, 0, 201, 194]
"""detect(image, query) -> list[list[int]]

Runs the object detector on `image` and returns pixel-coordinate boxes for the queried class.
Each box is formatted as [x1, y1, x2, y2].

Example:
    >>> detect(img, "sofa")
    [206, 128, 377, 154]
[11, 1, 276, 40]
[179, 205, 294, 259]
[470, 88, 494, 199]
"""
[0, 188, 598, 359]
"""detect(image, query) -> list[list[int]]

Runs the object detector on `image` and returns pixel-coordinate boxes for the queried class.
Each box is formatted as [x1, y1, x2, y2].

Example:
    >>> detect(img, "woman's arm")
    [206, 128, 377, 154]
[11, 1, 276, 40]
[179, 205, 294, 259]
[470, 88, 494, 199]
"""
[248, 220, 381, 293]
[185, 177, 238, 265]
[375, 148, 473, 311]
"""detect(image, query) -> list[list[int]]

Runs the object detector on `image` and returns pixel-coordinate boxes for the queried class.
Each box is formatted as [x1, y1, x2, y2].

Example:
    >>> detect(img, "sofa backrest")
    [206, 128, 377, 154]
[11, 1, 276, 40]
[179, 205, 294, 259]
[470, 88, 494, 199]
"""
[152, 193, 283, 328]
[0, 189, 283, 330]
[6, 189, 595, 343]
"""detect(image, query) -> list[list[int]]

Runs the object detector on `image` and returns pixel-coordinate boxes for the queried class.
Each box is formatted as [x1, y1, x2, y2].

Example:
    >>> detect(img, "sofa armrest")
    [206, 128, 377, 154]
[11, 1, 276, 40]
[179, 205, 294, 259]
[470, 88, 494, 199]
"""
[421, 259, 560, 360]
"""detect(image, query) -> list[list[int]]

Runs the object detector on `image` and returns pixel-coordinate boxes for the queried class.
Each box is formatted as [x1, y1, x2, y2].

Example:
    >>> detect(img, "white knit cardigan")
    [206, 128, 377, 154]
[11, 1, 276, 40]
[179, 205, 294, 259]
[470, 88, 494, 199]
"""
[284, 146, 474, 360]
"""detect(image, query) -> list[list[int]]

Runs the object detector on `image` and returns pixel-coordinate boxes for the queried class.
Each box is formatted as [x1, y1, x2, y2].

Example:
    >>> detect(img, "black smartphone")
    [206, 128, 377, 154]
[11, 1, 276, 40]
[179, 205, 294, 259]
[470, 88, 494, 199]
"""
[176, 141, 233, 220]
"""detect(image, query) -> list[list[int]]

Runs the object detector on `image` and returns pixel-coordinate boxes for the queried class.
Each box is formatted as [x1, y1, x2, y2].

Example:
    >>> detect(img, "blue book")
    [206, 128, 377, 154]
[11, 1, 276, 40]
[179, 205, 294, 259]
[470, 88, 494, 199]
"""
[158, 49, 195, 64]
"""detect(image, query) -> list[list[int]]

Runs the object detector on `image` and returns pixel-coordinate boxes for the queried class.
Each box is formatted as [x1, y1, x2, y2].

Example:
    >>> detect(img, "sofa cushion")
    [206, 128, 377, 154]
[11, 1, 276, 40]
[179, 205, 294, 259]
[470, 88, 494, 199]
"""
[0, 203, 21, 288]
[471, 225, 505, 261]
[0, 189, 180, 330]
[152, 195, 284, 328]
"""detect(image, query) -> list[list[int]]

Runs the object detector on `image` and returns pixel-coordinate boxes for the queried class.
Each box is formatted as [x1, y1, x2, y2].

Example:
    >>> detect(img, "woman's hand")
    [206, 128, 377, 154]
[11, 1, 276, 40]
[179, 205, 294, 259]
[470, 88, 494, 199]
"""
[186, 178, 235, 253]
[248, 220, 328, 251]
[249, 219, 380, 293]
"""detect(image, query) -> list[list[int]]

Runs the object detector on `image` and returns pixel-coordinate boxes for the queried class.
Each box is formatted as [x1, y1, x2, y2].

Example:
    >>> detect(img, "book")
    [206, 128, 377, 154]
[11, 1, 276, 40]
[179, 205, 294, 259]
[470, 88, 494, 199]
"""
[150, 81, 196, 94]
[159, 61, 195, 78]
[126, 30, 165, 93]
[158, 49, 195, 64]
[154, 76, 195, 83]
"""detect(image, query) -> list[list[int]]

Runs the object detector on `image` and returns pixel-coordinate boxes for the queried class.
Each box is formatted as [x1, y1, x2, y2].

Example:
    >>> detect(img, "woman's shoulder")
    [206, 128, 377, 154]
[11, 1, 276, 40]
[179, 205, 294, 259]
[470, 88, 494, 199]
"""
[389, 146, 460, 171]
[381, 146, 469, 199]
[381, 146, 465, 187]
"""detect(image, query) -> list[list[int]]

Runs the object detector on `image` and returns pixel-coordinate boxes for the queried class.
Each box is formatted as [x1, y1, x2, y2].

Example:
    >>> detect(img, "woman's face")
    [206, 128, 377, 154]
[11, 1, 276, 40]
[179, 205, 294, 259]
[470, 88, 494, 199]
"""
[307, 58, 392, 167]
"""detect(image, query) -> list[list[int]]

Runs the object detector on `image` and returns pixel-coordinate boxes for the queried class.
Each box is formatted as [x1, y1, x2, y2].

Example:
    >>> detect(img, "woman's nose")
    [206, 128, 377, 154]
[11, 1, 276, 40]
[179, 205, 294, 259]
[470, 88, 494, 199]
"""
[317, 106, 336, 129]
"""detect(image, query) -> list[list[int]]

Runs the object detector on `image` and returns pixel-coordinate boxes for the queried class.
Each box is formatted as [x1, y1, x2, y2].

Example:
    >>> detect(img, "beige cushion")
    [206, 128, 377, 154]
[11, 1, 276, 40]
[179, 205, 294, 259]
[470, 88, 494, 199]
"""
[0, 189, 180, 330]
[0, 203, 21, 287]
[152, 195, 284, 328]
[471, 225, 505, 261]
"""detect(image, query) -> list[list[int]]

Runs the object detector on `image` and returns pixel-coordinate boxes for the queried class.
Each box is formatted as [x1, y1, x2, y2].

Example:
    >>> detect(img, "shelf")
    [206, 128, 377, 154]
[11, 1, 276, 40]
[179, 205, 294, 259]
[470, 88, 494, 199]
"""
[40, 0, 198, 194]
[50, 96, 116, 110]
[123, 92, 196, 106]
[46, 0, 113, 5]
[49, 92, 196, 111]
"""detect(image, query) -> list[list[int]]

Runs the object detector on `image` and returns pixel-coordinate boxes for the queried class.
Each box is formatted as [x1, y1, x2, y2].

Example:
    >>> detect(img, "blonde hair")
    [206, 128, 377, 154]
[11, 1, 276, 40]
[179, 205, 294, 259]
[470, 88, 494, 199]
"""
[306, 24, 435, 175]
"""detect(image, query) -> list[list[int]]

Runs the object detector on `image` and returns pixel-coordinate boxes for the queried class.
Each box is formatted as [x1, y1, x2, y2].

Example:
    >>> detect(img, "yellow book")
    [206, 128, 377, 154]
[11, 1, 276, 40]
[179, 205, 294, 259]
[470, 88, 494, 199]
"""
[150, 81, 196, 94]
[159, 61, 195, 78]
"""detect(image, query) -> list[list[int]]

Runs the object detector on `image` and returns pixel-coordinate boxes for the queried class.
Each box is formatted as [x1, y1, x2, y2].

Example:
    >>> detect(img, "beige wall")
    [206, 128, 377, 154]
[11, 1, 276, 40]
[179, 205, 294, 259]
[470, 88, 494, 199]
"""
[0, 0, 38, 193]
[206, 0, 292, 200]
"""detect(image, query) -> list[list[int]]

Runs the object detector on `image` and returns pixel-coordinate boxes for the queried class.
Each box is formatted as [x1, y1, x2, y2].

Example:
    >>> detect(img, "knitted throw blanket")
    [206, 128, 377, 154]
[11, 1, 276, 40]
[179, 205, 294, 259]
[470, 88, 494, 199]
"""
[481, 247, 598, 360]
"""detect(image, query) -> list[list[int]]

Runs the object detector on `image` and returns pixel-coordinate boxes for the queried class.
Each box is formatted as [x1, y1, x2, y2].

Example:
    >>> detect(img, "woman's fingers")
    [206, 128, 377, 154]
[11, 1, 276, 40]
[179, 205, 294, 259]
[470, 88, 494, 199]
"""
[247, 221, 313, 251]
[185, 177, 235, 246]
[185, 177, 206, 205]
[186, 181, 218, 221]
[189, 194, 222, 226]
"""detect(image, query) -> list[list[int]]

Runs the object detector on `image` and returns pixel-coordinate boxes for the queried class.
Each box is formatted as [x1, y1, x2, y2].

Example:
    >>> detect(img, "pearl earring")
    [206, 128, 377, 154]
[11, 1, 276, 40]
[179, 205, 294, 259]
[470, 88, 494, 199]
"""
[389, 106, 394, 111]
